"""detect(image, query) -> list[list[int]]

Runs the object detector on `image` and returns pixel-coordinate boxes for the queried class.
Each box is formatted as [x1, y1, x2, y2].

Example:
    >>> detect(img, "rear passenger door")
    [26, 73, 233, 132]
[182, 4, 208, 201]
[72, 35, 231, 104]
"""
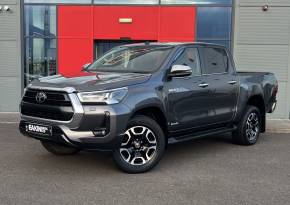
[199, 46, 238, 124]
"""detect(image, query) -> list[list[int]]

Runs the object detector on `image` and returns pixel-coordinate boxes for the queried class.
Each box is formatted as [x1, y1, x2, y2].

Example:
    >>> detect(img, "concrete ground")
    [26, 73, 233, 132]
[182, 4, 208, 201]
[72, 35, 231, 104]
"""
[0, 123, 289, 205]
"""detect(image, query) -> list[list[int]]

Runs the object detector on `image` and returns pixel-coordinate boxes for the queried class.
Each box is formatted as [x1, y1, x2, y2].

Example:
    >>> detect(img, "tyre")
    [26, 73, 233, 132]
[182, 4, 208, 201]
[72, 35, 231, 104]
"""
[113, 115, 166, 173]
[41, 141, 80, 155]
[232, 106, 261, 145]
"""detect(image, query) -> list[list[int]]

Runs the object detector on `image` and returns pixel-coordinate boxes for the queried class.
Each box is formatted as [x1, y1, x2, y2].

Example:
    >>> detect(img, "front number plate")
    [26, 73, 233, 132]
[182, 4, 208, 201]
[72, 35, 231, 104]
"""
[25, 123, 52, 136]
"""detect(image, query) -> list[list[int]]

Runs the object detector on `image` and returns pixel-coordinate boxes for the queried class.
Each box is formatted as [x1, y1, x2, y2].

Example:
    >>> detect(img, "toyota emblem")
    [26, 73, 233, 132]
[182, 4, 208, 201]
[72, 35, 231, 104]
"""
[35, 92, 47, 103]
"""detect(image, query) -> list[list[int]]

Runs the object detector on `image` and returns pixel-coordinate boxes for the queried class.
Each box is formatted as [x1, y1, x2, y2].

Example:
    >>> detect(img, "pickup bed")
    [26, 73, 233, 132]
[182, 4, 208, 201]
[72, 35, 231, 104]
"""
[19, 42, 278, 173]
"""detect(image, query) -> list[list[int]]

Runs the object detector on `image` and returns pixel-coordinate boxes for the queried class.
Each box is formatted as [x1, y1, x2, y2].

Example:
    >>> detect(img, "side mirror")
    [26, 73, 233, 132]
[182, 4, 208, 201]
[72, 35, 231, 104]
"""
[168, 65, 192, 77]
[81, 63, 91, 71]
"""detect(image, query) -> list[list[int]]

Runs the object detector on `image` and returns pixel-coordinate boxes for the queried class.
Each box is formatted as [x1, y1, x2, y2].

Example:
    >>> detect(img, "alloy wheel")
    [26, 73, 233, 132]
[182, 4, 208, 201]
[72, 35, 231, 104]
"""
[246, 112, 259, 141]
[119, 126, 157, 166]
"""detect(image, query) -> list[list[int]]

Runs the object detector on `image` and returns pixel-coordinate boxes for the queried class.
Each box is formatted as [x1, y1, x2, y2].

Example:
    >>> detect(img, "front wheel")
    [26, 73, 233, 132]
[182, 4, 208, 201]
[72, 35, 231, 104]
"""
[113, 115, 166, 173]
[232, 106, 261, 145]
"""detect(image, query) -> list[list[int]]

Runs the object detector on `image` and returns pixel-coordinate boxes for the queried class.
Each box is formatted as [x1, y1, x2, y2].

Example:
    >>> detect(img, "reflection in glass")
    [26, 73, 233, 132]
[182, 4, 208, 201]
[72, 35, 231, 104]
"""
[24, 5, 56, 38]
[25, 0, 91, 3]
[197, 7, 232, 40]
[24, 38, 57, 86]
[95, 40, 154, 59]
[161, 0, 232, 4]
[24, 5, 57, 86]
[25, 0, 231, 3]
[94, 0, 159, 4]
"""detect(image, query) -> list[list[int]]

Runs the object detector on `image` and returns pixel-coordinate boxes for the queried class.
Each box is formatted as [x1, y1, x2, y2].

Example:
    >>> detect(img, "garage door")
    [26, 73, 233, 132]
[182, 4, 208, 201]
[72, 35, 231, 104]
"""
[234, 1, 290, 119]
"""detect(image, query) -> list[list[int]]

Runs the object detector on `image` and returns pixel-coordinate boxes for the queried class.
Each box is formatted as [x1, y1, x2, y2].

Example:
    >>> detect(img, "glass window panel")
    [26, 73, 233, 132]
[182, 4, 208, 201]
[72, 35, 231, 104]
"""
[50, 8, 57, 36]
[25, 0, 91, 3]
[200, 47, 228, 74]
[24, 38, 57, 86]
[197, 7, 232, 40]
[173, 48, 201, 76]
[94, 0, 159, 4]
[24, 5, 56, 38]
[161, 0, 232, 5]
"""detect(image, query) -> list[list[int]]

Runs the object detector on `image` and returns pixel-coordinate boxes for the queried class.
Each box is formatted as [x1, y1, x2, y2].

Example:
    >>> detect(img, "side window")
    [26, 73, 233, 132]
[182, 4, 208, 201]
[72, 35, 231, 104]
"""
[201, 47, 228, 74]
[173, 48, 201, 76]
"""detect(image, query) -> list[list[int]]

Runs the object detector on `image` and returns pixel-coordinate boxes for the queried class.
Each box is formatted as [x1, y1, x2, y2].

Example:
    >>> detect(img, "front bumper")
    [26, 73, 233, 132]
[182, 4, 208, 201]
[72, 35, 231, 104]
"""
[19, 87, 131, 150]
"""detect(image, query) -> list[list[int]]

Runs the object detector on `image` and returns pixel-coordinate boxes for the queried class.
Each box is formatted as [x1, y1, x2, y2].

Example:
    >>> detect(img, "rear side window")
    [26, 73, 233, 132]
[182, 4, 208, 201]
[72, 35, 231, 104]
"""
[172, 47, 201, 76]
[200, 47, 229, 74]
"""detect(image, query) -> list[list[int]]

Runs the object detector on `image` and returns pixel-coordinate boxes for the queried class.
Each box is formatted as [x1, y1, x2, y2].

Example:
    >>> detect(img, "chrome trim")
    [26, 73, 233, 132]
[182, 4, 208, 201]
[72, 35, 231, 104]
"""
[28, 85, 76, 93]
[20, 87, 84, 129]
[61, 134, 78, 147]
[170, 64, 192, 74]
[198, 83, 209, 88]
[269, 101, 277, 113]
[228, 80, 237, 85]
[59, 126, 95, 143]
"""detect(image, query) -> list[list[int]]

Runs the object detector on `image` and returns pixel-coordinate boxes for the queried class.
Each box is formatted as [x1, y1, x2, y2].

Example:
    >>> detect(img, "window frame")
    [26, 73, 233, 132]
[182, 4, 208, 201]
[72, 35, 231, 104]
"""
[160, 0, 232, 5]
[93, 0, 159, 5]
[24, 0, 92, 4]
[170, 46, 202, 78]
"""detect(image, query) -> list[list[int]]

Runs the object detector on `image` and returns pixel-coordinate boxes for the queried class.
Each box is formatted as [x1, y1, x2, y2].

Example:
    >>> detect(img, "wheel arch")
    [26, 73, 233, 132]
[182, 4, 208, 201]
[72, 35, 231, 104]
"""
[130, 106, 168, 143]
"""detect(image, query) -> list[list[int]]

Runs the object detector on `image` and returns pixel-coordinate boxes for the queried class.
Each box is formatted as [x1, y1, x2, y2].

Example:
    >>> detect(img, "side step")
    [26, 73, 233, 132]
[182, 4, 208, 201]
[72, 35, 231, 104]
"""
[168, 126, 237, 144]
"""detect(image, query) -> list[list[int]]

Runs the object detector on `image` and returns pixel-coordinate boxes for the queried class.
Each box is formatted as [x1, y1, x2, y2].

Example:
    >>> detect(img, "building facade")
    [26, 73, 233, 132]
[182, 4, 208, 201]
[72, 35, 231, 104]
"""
[233, 0, 290, 119]
[0, 0, 22, 111]
[0, 0, 289, 119]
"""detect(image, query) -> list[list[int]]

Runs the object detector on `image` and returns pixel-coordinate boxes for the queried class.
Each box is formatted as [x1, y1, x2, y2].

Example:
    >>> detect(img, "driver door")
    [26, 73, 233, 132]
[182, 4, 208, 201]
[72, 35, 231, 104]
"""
[165, 47, 211, 131]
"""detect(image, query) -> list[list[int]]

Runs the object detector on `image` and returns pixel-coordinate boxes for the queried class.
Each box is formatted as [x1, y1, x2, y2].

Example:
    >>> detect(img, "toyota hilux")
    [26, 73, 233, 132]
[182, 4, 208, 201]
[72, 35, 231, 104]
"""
[19, 42, 278, 173]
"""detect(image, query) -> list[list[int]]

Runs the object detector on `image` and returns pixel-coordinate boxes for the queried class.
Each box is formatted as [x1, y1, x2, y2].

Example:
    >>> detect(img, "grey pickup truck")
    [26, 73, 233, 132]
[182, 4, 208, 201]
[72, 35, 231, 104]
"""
[19, 42, 278, 173]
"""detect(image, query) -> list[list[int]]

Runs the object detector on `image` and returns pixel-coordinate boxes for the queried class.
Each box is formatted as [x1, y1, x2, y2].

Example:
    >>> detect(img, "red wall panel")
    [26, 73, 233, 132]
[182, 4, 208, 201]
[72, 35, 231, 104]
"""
[159, 7, 196, 42]
[58, 39, 93, 77]
[58, 6, 93, 38]
[58, 6, 93, 77]
[94, 6, 159, 40]
[58, 6, 196, 77]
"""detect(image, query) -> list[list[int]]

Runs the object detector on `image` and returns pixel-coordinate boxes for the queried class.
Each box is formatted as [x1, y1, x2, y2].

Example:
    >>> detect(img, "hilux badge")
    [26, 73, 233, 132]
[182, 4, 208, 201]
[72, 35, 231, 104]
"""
[35, 92, 47, 103]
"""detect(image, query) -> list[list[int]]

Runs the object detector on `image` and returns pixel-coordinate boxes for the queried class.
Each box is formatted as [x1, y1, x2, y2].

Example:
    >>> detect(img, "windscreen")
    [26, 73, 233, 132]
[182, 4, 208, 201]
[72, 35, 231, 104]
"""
[87, 45, 173, 73]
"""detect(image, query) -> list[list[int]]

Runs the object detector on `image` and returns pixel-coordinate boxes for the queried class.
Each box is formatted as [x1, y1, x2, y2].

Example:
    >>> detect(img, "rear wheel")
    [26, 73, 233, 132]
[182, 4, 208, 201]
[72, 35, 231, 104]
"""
[233, 106, 261, 145]
[113, 115, 166, 173]
[41, 141, 80, 155]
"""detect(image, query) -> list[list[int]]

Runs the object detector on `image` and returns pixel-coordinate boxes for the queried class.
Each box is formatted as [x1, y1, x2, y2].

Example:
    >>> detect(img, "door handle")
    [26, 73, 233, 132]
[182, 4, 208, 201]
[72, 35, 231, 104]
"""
[198, 83, 209, 88]
[228, 80, 237, 85]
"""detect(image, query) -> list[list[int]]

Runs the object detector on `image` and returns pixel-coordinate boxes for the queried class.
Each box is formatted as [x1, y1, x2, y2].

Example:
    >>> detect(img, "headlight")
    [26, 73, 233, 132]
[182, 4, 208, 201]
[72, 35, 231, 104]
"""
[77, 87, 128, 104]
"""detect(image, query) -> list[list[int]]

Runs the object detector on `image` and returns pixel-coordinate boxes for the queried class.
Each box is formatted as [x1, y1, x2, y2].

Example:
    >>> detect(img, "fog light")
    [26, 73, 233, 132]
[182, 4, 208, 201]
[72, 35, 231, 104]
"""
[93, 112, 110, 137]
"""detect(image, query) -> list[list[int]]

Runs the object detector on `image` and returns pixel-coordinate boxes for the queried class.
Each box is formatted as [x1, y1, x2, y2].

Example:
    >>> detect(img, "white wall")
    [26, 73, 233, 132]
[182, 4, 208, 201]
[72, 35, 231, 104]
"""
[233, 0, 290, 119]
[0, 0, 22, 111]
